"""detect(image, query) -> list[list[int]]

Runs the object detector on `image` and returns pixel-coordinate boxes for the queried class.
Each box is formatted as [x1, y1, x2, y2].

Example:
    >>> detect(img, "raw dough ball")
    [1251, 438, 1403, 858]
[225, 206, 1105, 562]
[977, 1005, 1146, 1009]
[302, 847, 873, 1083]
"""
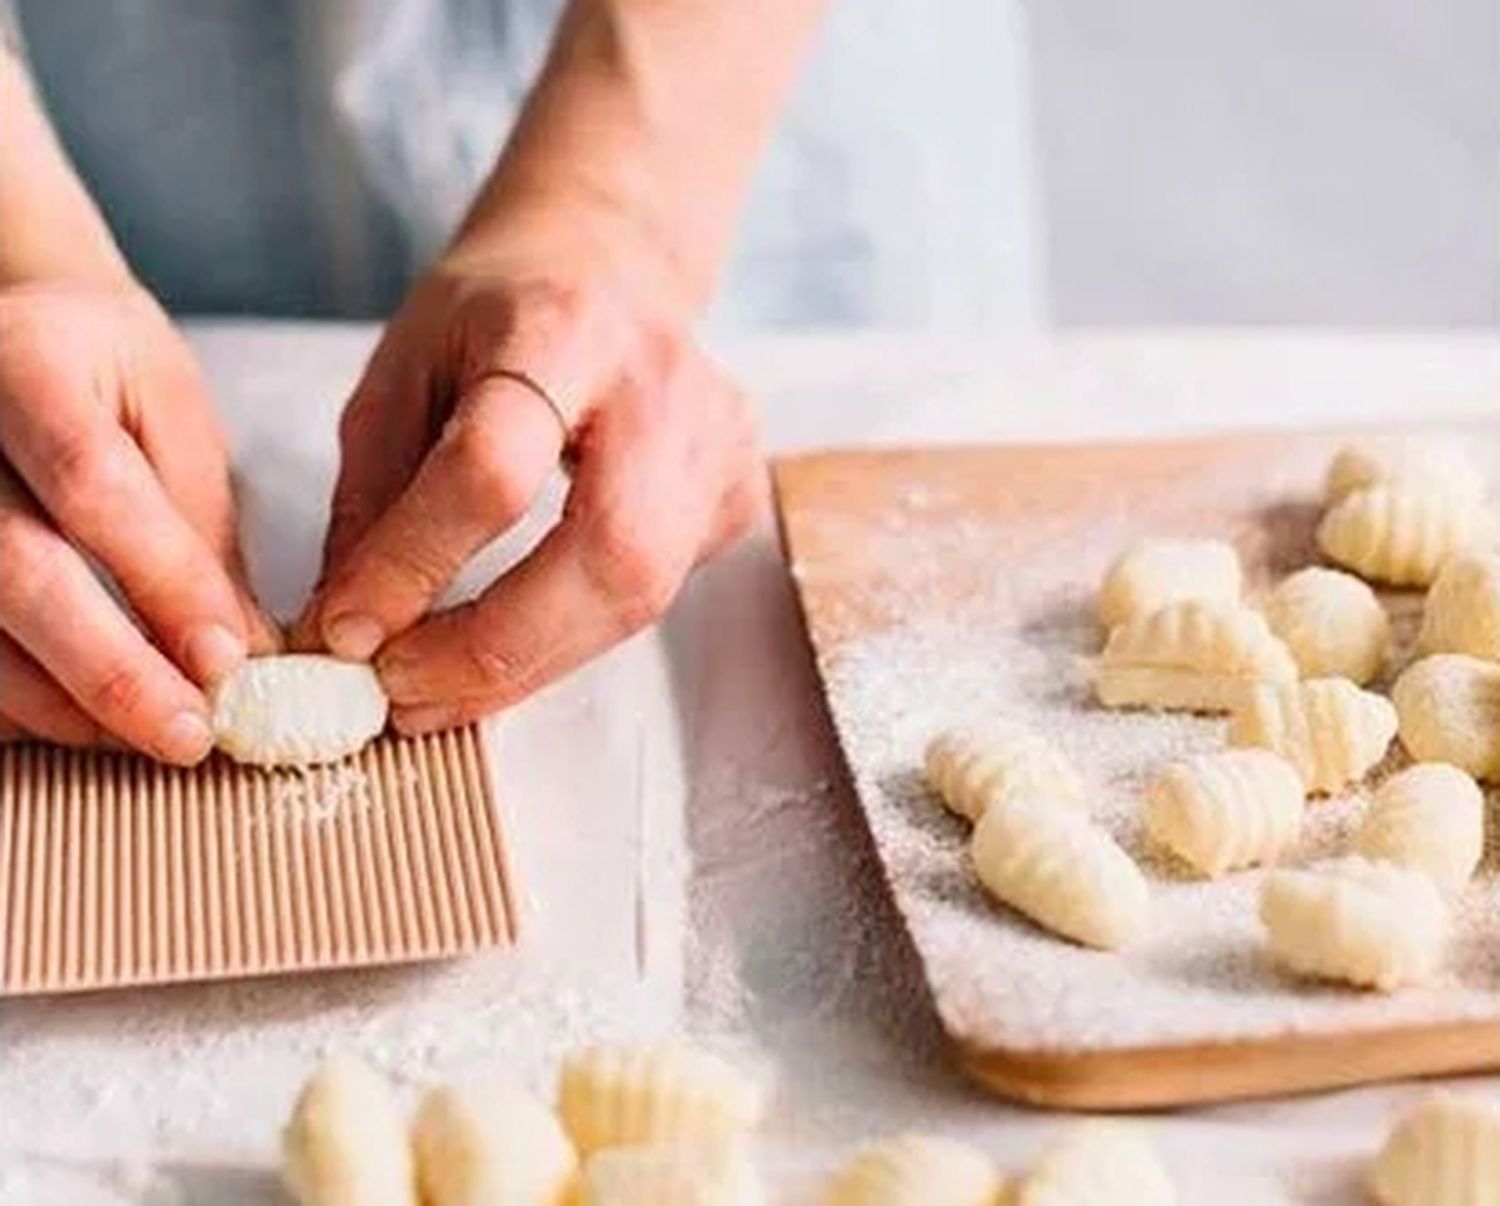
[970, 798, 1149, 950]
[1367, 1091, 1500, 1206]
[412, 1083, 577, 1206]
[1262, 567, 1390, 683]
[282, 1057, 417, 1206]
[1354, 763, 1485, 894]
[1391, 654, 1500, 781]
[558, 1045, 767, 1157]
[820, 1133, 1003, 1206]
[578, 1142, 761, 1206]
[1419, 551, 1500, 660]
[1096, 538, 1242, 630]
[1227, 678, 1397, 794]
[1324, 438, 1487, 507]
[1014, 1123, 1174, 1206]
[1094, 601, 1297, 714]
[1316, 484, 1487, 588]
[924, 727, 1087, 821]
[211, 655, 389, 766]
[1144, 749, 1304, 878]
[1259, 857, 1448, 991]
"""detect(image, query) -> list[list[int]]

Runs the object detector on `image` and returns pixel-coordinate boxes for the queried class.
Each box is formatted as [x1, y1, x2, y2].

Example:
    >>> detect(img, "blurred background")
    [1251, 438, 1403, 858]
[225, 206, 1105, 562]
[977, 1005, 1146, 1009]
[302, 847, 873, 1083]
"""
[7, 0, 1498, 329]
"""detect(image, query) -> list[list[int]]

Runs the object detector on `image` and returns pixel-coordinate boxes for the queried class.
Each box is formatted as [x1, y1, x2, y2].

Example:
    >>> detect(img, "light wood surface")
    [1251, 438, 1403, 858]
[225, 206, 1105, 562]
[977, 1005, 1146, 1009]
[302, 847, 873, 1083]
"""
[773, 433, 1500, 1109]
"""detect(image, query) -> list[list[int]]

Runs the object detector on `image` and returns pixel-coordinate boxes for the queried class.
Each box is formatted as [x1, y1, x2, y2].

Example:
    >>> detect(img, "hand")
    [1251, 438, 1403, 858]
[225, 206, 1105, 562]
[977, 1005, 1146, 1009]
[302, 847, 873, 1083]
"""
[0, 283, 278, 761]
[294, 250, 761, 733]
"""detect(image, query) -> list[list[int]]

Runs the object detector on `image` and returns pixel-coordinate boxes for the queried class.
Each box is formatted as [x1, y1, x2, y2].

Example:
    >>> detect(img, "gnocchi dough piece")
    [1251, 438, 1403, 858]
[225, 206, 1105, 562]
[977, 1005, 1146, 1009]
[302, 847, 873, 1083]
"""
[1096, 538, 1242, 630]
[558, 1045, 767, 1157]
[820, 1133, 1004, 1206]
[969, 798, 1149, 949]
[1324, 438, 1487, 507]
[1259, 857, 1449, 991]
[1262, 567, 1390, 683]
[1316, 484, 1486, 587]
[578, 1142, 761, 1206]
[1367, 1091, 1500, 1206]
[282, 1058, 417, 1206]
[1354, 763, 1484, 893]
[924, 727, 1086, 821]
[1014, 1123, 1174, 1206]
[412, 1083, 577, 1206]
[1392, 654, 1500, 780]
[1418, 551, 1500, 660]
[1144, 749, 1304, 878]
[1094, 601, 1297, 714]
[211, 655, 388, 766]
[1227, 678, 1396, 794]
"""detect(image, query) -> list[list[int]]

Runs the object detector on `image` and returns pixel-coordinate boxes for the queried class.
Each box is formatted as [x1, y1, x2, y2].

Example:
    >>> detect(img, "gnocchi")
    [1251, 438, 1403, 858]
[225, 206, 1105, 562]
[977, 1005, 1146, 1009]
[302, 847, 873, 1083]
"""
[1367, 1092, 1500, 1206]
[412, 1083, 578, 1206]
[1144, 749, 1304, 878]
[212, 655, 389, 767]
[924, 727, 1087, 821]
[558, 1045, 767, 1157]
[1227, 678, 1397, 794]
[820, 1134, 1003, 1206]
[282, 1058, 417, 1206]
[1316, 483, 1486, 587]
[1259, 857, 1449, 991]
[1262, 567, 1390, 683]
[1096, 538, 1242, 630]
[1094, 600, 1297, 714]
[1418, 551, 1500, 660]
[1324, 438, 1487, 507]
[969, 798, 1150, 949]
[1391, 654, 1500, 781]
[578, 1142, 761, 1206]
[1354, 763, 1484, 894]
[1014, 1123, 1174, 1206]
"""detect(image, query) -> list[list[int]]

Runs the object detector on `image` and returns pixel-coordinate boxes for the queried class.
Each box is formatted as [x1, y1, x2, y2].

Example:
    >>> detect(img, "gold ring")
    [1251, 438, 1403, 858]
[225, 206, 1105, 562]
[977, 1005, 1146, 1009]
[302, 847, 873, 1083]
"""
[489, 368, 573, 446]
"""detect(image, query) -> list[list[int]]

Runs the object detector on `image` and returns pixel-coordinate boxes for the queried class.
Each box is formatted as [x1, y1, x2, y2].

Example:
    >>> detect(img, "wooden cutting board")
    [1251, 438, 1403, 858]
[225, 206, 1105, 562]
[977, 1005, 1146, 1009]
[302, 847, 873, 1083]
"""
[772, 431, 1500, 1109]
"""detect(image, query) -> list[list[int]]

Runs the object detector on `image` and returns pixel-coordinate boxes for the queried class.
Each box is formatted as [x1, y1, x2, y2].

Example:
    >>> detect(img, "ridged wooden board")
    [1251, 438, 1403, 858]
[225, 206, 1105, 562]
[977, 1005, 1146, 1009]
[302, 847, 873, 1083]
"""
[0, 726, 516, 995]
[772, 432, 1500, 1109]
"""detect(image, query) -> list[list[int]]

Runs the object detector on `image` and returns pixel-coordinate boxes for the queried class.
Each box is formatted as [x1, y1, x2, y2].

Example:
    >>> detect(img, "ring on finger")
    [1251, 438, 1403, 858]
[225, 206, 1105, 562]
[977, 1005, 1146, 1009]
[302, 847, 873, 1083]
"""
[487, 368, 577, 460]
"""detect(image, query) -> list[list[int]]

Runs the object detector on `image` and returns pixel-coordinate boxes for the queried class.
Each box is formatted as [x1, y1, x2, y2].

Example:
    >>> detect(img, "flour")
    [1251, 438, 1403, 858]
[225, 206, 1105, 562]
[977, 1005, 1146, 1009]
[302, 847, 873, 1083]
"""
[267, 763, 371, 825]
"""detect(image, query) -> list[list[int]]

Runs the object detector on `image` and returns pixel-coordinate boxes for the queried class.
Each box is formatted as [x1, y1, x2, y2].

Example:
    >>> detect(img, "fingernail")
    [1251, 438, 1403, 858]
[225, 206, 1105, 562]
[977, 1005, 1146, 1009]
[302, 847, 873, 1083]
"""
[184, 624, 247, 685]
[325, 613, 384, 660]
[393, 705, 460, 736]
[375, 650, 416, 698]
[160, 711, 214, 764]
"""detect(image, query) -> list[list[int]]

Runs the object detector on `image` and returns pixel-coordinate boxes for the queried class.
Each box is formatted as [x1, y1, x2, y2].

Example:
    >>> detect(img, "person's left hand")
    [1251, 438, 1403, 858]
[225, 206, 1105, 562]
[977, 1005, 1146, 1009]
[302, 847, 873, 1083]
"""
[293, 247, 761, 734]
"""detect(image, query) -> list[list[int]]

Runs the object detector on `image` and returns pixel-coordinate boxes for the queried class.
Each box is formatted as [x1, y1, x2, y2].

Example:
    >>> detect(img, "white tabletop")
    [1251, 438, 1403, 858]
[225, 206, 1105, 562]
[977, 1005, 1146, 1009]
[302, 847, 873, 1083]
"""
[4, 324, 1500, 1204]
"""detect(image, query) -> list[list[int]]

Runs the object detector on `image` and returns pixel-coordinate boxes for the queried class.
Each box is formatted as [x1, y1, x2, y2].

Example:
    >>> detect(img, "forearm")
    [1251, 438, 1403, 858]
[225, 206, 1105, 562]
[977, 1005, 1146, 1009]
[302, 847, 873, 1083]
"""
[0, 50, 132, 288]
[455, 0, 827, 314]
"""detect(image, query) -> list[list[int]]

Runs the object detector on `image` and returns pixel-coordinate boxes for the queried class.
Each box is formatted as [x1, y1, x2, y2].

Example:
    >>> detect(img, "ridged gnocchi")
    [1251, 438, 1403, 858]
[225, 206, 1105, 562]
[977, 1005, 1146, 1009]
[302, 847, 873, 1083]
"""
[212, 654, 389, 767]
[820, 1134, 1004, 1206]
[1367, 1092, 1500, 1206]
[969, 798, 1150, 949]
[1096, 538, 1242, 630]
[1316, 484, 1486, 587]
[578, 1142, 762, 1206]
[1227, 678, 1397, 794]
[1418, 551, 1500, 660]
[1259, 857, 1449, 991]
[412, 1083, 577, 1206]
[1094, 601, 1297, 714]
[1354, 763, 1485, 894]
[924, 728, 1087, 821]
[1324, 438, 1487, 507]
[1013, 1124, 1174, 1206]
[282, 1058, 417, 1206]
[558, 1046, 767, 1156]
[1391, 654, 1500, 781]
[1144, 749, 1304, 878]
[1262, 567, 1390, 683]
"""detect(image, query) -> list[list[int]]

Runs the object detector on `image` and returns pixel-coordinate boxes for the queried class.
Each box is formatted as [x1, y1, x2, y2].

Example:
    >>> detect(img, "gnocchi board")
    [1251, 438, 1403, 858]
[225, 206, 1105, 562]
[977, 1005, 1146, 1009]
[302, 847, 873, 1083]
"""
[772, 432, 1500, 1110]
[0, 726, 517, 995]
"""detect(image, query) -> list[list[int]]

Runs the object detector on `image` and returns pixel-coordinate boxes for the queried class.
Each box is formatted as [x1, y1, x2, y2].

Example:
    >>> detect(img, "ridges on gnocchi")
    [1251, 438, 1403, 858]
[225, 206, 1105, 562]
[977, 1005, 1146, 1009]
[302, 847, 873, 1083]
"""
[412, 1083, 577, 1206]
[1391, 654, 1500, 781]
[819, 1133, 1004, 1206]
[1096, 538, 1242, 631]
[1354, 763, 1485, 894]
[1316, 483, 1488, 588]
[1144, 749, 1304, 878]
[1366, 1091, 1500, 1206]
[1261, 567, 1390, 684]
[1323, 438, 1487, 508]
[923, 727, 1087, 822]
[1012, 1123, 1175, 1206]
[1227, 678, 1396, 795]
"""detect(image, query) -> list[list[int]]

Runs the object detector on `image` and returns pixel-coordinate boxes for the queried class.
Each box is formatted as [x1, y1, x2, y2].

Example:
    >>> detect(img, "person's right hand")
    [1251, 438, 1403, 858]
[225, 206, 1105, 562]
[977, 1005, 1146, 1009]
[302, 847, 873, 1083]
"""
[0, 283, 278, 762]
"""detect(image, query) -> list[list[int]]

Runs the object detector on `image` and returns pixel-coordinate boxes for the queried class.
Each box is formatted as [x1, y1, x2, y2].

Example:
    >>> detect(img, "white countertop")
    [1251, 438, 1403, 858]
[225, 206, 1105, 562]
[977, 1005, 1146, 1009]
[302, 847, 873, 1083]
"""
[4, 325, 1500, 1204]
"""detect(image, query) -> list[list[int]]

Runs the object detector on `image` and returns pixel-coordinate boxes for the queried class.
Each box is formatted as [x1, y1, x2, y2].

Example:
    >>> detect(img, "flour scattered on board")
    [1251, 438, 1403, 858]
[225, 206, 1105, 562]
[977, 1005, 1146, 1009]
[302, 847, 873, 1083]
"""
[269, 763, 372, 825]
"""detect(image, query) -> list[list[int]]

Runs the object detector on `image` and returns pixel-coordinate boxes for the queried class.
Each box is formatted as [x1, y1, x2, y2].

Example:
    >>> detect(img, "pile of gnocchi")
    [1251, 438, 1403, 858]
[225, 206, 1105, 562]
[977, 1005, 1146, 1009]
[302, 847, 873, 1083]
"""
[925, 438, 1500, 992]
